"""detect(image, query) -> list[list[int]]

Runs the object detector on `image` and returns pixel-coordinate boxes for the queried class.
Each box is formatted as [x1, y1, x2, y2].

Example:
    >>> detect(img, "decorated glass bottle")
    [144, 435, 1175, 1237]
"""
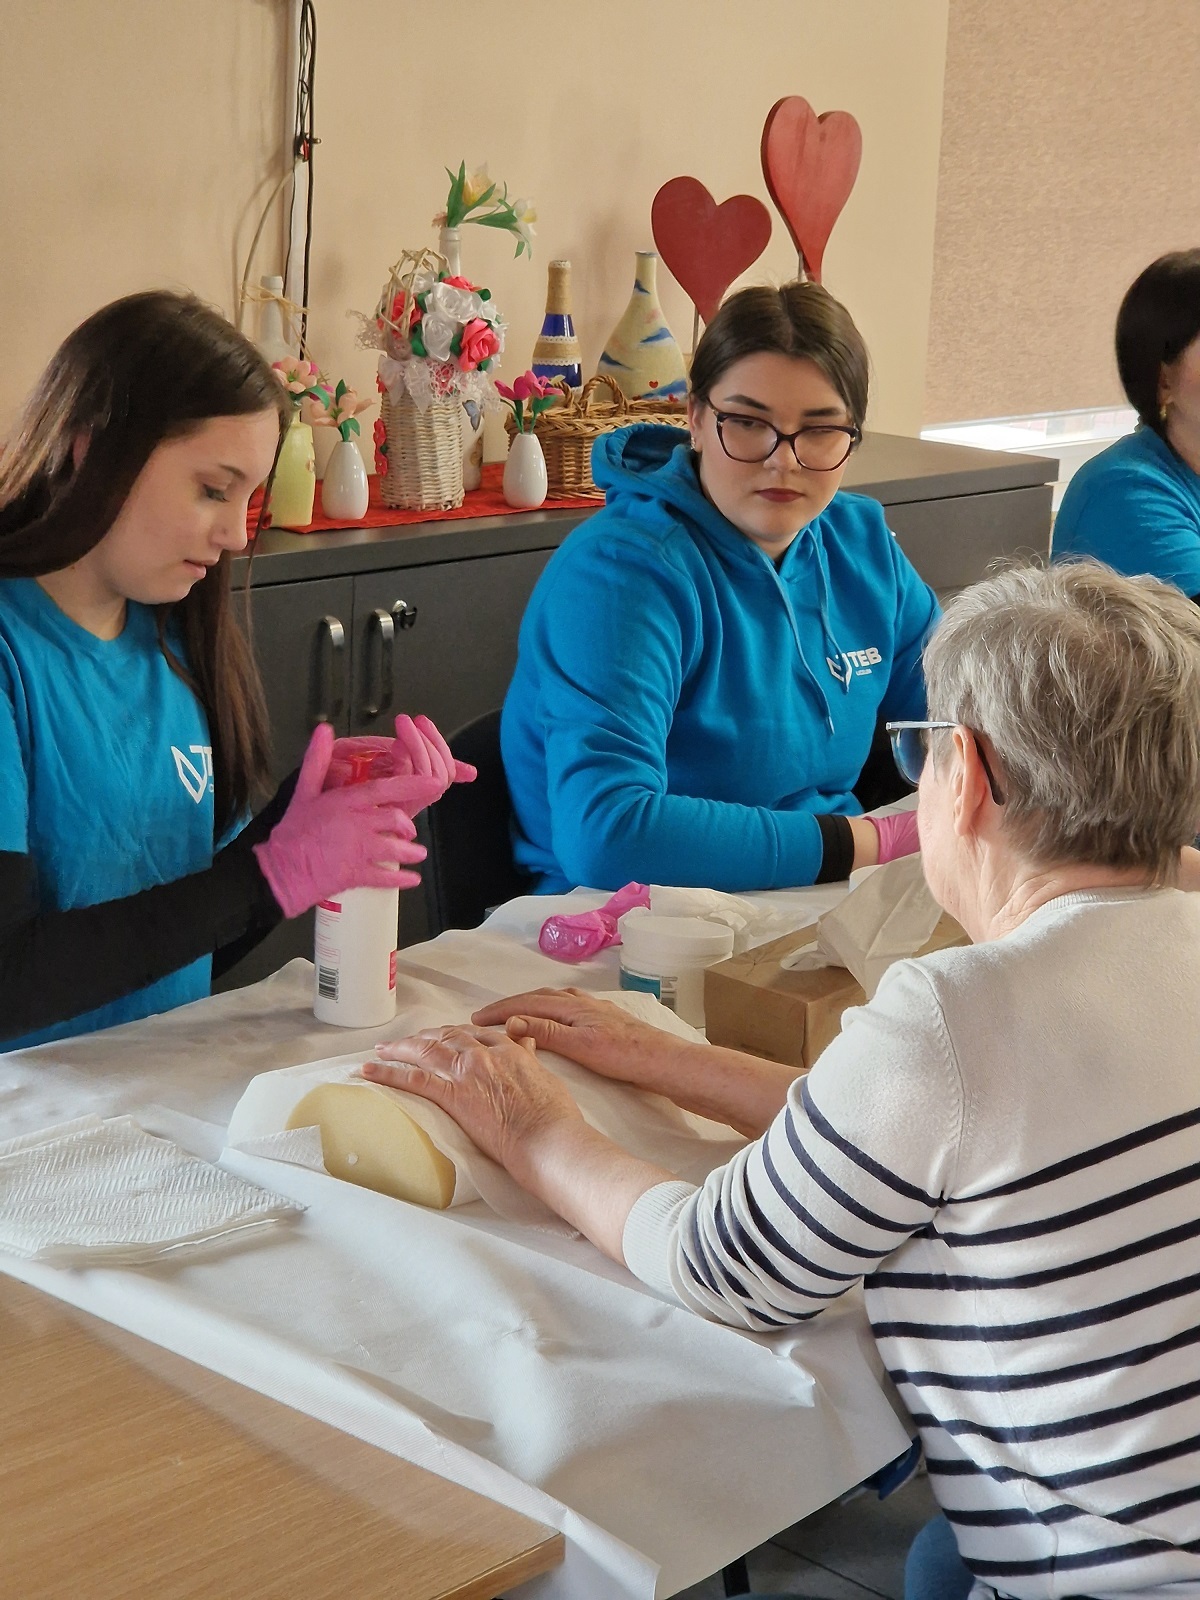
[531, 260, 583, 392]
[595, 250, 687, 403]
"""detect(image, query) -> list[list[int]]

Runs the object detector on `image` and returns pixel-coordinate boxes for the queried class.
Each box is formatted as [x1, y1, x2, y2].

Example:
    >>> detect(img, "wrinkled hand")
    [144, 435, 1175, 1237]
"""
[470, 988, 682, 1092]
[364, 1024, 583, 1178]
[252, 722, 428, 918]
[326, 713, 477, 814]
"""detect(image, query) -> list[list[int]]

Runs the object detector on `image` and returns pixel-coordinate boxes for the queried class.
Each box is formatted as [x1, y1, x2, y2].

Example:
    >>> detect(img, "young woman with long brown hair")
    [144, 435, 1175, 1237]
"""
[0, 289, 465, 1049]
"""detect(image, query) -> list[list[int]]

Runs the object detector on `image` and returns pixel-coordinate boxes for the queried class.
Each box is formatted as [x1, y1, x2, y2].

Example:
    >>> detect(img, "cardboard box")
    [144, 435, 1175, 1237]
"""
[703, 912, 967, 1071]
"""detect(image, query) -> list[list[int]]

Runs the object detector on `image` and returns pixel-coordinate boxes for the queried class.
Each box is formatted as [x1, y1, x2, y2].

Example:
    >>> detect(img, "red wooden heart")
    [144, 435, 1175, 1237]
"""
[760, 96, 862, 283]
[651, 177, 773, 325]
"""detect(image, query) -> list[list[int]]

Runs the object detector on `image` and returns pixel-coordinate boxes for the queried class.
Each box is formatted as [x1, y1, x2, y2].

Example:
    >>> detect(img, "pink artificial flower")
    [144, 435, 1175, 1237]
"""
[457, 318, 502, 372]
[494, 380, 517, 402]
[272, 358, 321, 396]
[511, 370, 556, 402]
[388, 292, 422, 332]
[441, 274, 479, 292]
[372, 418, 387, 446]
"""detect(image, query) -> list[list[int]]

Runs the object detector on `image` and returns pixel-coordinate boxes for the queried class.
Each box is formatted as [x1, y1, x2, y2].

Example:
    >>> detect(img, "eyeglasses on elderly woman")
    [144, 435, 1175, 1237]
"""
[886, 721, 1007, 805]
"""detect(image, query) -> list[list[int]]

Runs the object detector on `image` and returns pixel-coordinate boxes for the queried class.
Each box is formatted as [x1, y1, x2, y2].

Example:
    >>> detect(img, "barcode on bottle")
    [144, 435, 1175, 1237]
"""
[317, 965, 339, 1002]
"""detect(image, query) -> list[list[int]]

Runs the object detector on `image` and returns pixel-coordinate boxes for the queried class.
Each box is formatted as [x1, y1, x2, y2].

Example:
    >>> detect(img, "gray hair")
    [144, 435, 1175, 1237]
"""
[923, 561, 1200, 878]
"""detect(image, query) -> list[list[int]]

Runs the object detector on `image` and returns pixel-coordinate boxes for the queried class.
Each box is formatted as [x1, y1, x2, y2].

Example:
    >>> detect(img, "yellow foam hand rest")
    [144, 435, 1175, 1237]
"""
[285, 1082, 457, 1210]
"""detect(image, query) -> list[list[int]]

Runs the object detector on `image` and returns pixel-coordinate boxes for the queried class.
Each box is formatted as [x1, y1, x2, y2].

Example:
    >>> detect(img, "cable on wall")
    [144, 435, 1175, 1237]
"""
[237, 0, 318, 354]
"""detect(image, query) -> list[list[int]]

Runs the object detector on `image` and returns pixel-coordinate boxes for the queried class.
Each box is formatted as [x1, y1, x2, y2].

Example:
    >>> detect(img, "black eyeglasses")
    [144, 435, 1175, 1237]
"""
[706, 407, 861, 470]
[886, 721, 1006, 805]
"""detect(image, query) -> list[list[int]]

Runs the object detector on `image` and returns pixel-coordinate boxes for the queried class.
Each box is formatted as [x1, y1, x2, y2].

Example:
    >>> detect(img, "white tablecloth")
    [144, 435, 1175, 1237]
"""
[0, 887, 912, 1599]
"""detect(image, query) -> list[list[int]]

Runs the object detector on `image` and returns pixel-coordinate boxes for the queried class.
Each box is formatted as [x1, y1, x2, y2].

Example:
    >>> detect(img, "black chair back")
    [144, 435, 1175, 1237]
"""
[424, 709, 533, 934]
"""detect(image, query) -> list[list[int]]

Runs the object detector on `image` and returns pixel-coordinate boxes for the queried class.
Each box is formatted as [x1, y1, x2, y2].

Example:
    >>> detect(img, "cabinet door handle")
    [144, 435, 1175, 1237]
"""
[315, 615, 346, 725]
[391, 600, 419, 630]
[362, 606, 396, 719]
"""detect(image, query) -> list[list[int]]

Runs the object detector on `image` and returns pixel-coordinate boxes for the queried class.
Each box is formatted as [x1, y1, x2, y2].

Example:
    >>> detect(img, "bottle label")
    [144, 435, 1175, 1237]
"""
[315, 904, 342, 1003]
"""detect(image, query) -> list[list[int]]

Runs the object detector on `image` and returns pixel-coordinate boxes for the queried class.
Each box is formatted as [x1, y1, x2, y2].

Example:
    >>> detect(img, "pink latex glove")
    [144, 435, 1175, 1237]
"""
[253, 722, 429, 918]
[538, 882, 651, 963]
[867, 809, 921, 864]
[325, 713, 477, 815]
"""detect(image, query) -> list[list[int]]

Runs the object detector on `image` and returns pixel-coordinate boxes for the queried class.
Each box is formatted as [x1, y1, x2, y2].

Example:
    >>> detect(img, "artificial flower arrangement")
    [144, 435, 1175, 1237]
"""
[272, 357, 329, 411]
[356, 247, 504, 414]
[440, 161, 536, 257]
[301, 379, 373, 439]
[496, 370, 564, 432]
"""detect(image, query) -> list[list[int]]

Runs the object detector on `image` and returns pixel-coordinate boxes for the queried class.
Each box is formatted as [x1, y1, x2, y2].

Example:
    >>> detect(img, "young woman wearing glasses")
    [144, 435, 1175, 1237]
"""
[501, 281, 940, 893]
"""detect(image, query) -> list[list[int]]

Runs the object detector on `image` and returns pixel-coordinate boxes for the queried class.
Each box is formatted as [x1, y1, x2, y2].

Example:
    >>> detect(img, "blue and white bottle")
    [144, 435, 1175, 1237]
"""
[595, 250, 687, 403]
[531, 260, 583, 393]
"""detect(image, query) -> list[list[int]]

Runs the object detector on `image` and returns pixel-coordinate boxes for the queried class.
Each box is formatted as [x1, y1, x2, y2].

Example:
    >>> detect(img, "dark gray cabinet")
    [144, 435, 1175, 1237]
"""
[217, 432, 1056, 989]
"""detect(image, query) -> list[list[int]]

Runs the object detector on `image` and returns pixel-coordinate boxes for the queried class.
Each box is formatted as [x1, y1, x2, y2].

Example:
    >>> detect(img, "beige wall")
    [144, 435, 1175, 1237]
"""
[1, 0, 950, 451]
[926, 0, 1200, 423]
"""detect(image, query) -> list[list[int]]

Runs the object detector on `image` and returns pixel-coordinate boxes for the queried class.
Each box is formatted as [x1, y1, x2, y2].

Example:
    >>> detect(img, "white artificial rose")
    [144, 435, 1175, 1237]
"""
[428, 281, 477, 323]
[420, 312, 456, 362]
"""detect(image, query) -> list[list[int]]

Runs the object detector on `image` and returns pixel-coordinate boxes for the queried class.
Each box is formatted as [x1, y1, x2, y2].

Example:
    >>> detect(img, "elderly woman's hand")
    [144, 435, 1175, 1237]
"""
[471, 988, 683, 1091]
[364, 1024, 583, 1182]
[472, 987, 800, 1140]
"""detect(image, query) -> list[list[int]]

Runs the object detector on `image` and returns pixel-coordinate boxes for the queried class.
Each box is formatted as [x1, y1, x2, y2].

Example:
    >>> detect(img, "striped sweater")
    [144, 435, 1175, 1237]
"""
[623, 888, 1200, 1598]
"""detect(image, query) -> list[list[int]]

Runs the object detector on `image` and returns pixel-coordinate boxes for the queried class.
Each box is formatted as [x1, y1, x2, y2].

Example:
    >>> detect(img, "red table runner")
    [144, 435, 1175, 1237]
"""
[248, 463, 599, 536]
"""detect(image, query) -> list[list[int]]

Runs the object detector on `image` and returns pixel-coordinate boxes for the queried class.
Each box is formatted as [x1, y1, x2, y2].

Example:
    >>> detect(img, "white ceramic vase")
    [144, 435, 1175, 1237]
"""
[321, 436, 370, 522]
[502, 431, 548, 510]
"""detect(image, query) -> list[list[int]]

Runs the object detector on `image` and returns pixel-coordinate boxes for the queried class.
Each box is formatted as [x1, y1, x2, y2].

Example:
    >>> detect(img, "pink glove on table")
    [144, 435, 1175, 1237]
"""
[254, 723, 428, 919]
[325, 713, 477, 815]
[867, 809, 921, 864]
[538, 882, 651, 963]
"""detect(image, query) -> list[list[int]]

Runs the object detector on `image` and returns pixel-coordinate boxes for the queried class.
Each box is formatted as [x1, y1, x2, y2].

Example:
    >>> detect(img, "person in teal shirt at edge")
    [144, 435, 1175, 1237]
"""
[1053, 249, 1200, 601]
[501, 281, 941, 894]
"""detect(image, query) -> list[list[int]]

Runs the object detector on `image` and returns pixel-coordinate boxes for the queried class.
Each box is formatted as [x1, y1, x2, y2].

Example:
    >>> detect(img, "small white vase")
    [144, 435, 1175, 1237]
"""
[503, 431, 548, 510]
[321, 436, 370, 521]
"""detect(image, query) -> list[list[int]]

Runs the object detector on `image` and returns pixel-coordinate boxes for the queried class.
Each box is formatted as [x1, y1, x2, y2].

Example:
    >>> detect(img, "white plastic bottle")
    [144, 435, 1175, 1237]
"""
[256, 273, 294, 368]
[313, 753, 399, 1028]
[617, 909, 735, 1030]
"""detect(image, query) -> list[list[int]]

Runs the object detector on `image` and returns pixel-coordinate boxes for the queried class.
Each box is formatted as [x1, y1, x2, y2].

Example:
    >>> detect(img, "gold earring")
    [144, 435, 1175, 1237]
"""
[1161, 399, 1171, 424]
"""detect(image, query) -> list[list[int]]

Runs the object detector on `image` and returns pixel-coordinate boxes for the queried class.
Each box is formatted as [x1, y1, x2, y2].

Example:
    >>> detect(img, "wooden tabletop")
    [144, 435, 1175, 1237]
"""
[1, 1275, 564, 1600]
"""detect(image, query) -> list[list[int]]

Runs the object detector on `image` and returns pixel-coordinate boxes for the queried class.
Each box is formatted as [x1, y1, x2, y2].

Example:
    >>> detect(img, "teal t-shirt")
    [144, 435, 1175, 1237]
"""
[0, 578, 217, 1048]
[1052, 426, 1200, 598]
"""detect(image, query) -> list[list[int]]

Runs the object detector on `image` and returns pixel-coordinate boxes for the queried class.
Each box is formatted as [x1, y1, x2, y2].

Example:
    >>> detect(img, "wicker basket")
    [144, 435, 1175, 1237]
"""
[505, 374, 688, 499]
[380, 392, 464, 511]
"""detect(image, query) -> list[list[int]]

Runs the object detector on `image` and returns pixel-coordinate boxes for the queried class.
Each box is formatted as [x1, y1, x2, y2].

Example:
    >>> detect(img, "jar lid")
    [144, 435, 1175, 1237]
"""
[617, 908, 735, 968]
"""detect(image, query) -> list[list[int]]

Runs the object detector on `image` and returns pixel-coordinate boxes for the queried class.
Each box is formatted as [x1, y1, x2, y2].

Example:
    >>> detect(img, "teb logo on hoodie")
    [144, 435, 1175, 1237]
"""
[826, 646, 882, 684]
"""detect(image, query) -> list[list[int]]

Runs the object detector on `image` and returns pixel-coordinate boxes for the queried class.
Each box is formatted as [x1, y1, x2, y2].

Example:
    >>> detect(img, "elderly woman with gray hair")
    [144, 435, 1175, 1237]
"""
[368, 562, 1200, 1600]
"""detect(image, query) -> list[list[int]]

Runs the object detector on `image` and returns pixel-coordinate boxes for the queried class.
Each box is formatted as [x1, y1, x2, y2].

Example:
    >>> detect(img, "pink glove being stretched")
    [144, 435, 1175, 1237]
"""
[867, 809, 921, 865]
[325, 713, 477, 815]
[538, 882, 651, 962]
[253, 722, 428, 919]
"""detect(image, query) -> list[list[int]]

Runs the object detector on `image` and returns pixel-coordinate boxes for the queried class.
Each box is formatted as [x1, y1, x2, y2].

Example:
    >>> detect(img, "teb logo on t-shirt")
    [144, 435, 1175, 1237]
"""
[826, 646, 882, 684]
[172, 744, 214, 802]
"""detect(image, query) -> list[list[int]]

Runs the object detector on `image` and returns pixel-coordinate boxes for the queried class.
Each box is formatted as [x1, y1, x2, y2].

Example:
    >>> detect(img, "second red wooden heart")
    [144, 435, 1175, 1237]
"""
[760, 96, 862, 283]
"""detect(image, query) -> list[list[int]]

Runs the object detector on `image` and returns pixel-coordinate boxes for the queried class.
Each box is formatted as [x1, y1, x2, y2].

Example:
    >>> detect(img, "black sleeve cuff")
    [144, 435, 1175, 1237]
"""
[814, 814, 854, 884]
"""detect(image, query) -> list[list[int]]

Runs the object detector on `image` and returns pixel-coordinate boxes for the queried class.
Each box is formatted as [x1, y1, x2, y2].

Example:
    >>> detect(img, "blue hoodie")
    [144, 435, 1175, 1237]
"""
[502, 426, 939, 892]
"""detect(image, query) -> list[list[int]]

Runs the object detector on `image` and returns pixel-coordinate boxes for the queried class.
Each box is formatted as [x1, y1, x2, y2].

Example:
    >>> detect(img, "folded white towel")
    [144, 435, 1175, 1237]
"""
[0, 1114, 304, 1266]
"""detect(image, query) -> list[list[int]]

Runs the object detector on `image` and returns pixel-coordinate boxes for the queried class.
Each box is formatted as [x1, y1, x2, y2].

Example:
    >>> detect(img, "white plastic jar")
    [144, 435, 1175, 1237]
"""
[617, 909, 735, 1030]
